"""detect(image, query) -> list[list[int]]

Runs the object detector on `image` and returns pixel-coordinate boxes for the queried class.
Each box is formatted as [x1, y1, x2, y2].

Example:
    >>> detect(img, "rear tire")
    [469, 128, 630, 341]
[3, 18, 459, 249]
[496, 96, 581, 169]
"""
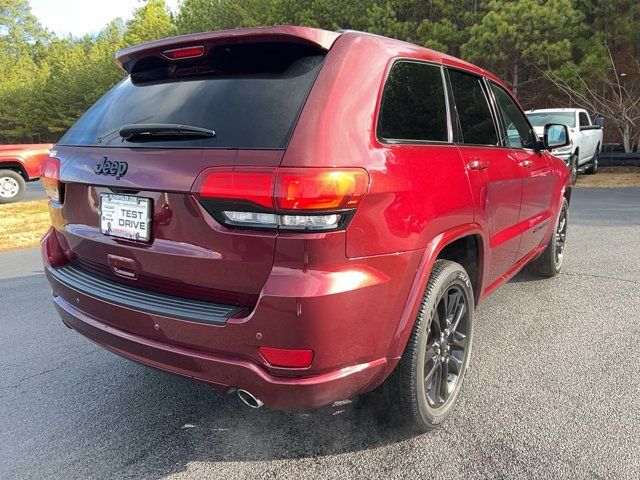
[0, 169, 26, 204]
[360, 260, 474, 432]
[585, 147, 599, 175]
[529, 198, 569, 277]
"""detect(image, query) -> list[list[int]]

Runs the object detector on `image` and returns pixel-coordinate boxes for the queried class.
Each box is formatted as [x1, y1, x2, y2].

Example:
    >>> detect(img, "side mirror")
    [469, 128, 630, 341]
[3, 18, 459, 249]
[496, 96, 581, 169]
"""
[543, 123, 570, 150]
[594, 116, 605, 128]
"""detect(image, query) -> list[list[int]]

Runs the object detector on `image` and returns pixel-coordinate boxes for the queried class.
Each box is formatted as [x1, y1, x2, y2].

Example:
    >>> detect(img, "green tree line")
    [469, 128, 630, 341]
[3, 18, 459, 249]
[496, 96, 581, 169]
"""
[1, 0, 639, 149]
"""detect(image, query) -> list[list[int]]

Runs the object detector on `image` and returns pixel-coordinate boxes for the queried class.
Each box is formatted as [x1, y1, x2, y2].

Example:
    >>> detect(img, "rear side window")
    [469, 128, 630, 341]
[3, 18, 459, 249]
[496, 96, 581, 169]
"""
[377, 61, 448, 142]
[489, 83, 536, 149]
[58, 43, 325, 149]
[448, 69, 498, 146]
[579, 112, 590, 127]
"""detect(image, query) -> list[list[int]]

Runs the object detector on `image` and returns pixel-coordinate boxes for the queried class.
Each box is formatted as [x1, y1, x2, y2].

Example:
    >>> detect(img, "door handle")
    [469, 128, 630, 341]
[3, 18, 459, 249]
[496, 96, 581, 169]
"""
[519, 159, 534, 168]
[467, 159, 490, 171]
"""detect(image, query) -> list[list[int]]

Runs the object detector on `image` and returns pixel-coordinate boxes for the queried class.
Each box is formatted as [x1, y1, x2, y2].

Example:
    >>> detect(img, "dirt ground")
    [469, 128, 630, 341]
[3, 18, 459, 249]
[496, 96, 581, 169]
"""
[577, 167, 640, 188]
[0, 200, 50, 252]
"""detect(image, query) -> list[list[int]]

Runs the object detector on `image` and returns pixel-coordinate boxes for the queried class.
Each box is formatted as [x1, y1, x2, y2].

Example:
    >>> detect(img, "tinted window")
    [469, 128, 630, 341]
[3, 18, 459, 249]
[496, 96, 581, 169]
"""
[489, 83, 535, 149]
[448, 69, 498, 145]
[579, 112, 590, 127]
[58, 43, 325, 149]
[527, 112, 576, 128]
[377, 61, 448, 142]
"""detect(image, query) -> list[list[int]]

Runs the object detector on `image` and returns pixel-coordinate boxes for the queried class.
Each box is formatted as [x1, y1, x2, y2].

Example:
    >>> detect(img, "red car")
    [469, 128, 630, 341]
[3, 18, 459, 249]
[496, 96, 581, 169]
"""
[0, 144, 53, 203]
[41, 26, 571, 430]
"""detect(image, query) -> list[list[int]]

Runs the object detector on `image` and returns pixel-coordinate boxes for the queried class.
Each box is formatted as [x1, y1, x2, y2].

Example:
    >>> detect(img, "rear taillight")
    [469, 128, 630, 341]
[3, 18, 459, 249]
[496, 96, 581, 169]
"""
[40, 157, 61, 203]
[193, 167, 369, 232]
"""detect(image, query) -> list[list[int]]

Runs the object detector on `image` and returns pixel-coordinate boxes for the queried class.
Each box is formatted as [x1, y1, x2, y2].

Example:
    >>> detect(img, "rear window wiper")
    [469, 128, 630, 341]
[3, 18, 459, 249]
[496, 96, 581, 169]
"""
[119, 124, 215, 141]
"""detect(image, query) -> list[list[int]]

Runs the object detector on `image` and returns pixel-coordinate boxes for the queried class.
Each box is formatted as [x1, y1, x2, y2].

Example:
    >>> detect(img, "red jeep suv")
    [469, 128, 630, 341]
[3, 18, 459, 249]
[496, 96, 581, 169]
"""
[41, 26, 571, 430]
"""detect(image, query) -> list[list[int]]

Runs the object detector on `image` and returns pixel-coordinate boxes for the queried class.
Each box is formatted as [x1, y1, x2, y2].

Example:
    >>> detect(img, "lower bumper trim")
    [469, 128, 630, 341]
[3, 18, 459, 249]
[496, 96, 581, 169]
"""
[50, 263, 243, 325]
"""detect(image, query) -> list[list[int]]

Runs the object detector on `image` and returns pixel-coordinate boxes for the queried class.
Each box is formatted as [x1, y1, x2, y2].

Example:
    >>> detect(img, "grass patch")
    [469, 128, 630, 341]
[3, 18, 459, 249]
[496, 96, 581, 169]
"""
[576, 168, 640, 188]
[0, 200, 51, 252]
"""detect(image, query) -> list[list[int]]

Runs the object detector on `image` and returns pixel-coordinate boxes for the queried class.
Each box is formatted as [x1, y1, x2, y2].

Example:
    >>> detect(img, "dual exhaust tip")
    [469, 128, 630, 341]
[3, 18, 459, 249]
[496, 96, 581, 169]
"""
[237, 389, 264, 409]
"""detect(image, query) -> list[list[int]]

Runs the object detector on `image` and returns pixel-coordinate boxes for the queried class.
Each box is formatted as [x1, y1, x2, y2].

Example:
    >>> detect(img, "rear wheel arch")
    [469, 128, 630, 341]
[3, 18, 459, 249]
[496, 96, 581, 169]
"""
[434, 234, 483, 304]
[385, 226, 485, 361]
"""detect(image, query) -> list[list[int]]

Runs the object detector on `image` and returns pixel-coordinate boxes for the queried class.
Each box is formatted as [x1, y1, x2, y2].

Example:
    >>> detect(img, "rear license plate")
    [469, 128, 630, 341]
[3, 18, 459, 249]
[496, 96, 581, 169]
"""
[100, 194, 152, 242]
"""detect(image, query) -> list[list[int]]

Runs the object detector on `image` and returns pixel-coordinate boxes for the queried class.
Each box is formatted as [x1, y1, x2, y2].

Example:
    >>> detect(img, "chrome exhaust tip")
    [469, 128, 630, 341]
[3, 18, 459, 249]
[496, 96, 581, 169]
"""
[237, 389, 264, 409]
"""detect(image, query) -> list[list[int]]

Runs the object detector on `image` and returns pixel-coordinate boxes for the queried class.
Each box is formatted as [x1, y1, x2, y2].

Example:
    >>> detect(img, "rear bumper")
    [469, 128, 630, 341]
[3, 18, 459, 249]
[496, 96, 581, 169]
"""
[52, 292, 387, 410]
[42, 228, 419, 410]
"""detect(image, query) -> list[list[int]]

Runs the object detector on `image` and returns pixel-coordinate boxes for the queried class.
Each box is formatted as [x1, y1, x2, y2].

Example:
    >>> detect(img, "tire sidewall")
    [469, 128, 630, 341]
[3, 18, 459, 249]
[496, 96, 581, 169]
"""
[552, 199, 569, 273]
[414, 264, 474, 428]
[569, 154, 578, 185]
[0, 170, 26, 204]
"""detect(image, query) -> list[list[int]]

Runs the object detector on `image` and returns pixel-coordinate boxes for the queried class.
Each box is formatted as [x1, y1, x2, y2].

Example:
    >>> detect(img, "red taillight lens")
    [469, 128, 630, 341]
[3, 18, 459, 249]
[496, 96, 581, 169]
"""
[40, 157, 61, 203]
[193, 167, 369, 231]
[259, 347, 313, 368]
[163, 45, 205, 59]
[274, 168, 368, 211]
[198, 167, 275, 209]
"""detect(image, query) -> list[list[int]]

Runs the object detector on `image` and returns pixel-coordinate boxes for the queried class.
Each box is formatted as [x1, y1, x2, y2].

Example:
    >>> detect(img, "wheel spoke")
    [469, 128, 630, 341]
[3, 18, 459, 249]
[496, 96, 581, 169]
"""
[428, 363, 443, 405]
[446, 290, 461, 320]
[439, 360, 450, 401]
[450, 332, 467, 349]
[424, 359, 439, 384]
[449, 302, 466, 334]
[424, 343, 437, 364]
[449, 352, 463, 373]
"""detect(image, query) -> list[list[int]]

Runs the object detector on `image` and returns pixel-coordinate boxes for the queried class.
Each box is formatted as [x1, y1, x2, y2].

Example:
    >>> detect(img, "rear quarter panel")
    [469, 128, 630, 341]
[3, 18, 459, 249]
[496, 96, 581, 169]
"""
[283, 33, 475, 258]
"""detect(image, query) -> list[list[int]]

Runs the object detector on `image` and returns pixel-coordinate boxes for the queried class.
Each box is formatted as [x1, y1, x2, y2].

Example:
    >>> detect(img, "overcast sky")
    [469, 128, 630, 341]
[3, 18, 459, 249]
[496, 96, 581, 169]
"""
[29, 0, 181, 37]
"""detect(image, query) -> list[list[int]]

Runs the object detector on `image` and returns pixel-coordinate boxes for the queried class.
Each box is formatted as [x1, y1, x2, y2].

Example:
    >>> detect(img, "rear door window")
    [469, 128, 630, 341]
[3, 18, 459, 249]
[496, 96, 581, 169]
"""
[488, 82, 536, 149]
[58, 43, 325, 149]
[377, 61, 449, 143]
[448, 69, 498, 146]
[579, 112, 590, 127]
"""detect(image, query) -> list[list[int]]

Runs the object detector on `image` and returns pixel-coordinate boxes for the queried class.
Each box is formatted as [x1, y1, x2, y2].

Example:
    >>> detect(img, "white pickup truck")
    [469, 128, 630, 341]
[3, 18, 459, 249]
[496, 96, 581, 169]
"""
[526, 108, 603, 184]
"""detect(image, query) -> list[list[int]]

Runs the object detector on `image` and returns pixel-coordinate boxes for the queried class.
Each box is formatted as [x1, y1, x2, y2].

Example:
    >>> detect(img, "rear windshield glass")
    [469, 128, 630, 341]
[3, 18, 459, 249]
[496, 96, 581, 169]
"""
[58, 43, 325, 149]
[527, 112, 576, 128]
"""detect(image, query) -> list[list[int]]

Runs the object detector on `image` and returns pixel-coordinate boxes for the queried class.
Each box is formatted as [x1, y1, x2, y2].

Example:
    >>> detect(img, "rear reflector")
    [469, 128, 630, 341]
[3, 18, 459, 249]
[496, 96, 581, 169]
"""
[259, 347, 313, 368]
[40, 156, 61, 203]
[163, 45, 205, 59]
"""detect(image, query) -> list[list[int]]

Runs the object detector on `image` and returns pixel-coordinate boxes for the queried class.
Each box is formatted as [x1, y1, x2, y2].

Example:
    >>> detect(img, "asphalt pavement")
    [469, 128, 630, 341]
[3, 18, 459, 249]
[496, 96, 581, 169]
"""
[24, 181, 47, 202]
[1, 188, 639, 479]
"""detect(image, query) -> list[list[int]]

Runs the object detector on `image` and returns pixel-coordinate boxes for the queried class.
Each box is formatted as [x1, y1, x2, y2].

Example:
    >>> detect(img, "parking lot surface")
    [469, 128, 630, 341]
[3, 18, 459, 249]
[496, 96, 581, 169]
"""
[1, 188, 639, 479]
[23, 181, 47, 202]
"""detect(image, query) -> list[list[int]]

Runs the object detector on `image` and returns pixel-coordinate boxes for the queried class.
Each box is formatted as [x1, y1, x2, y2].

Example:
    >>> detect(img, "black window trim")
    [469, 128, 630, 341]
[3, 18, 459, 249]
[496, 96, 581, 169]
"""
[445, 66, 503, 149]
[578, 111, 590, 127]
[486, 79, 537, 152]
[376, 58, 454, 146]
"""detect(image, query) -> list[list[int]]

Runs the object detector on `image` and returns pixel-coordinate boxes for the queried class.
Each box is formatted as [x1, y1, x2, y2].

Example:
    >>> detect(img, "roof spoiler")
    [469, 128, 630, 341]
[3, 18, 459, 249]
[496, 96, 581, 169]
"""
[116, 26, 341, 74]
